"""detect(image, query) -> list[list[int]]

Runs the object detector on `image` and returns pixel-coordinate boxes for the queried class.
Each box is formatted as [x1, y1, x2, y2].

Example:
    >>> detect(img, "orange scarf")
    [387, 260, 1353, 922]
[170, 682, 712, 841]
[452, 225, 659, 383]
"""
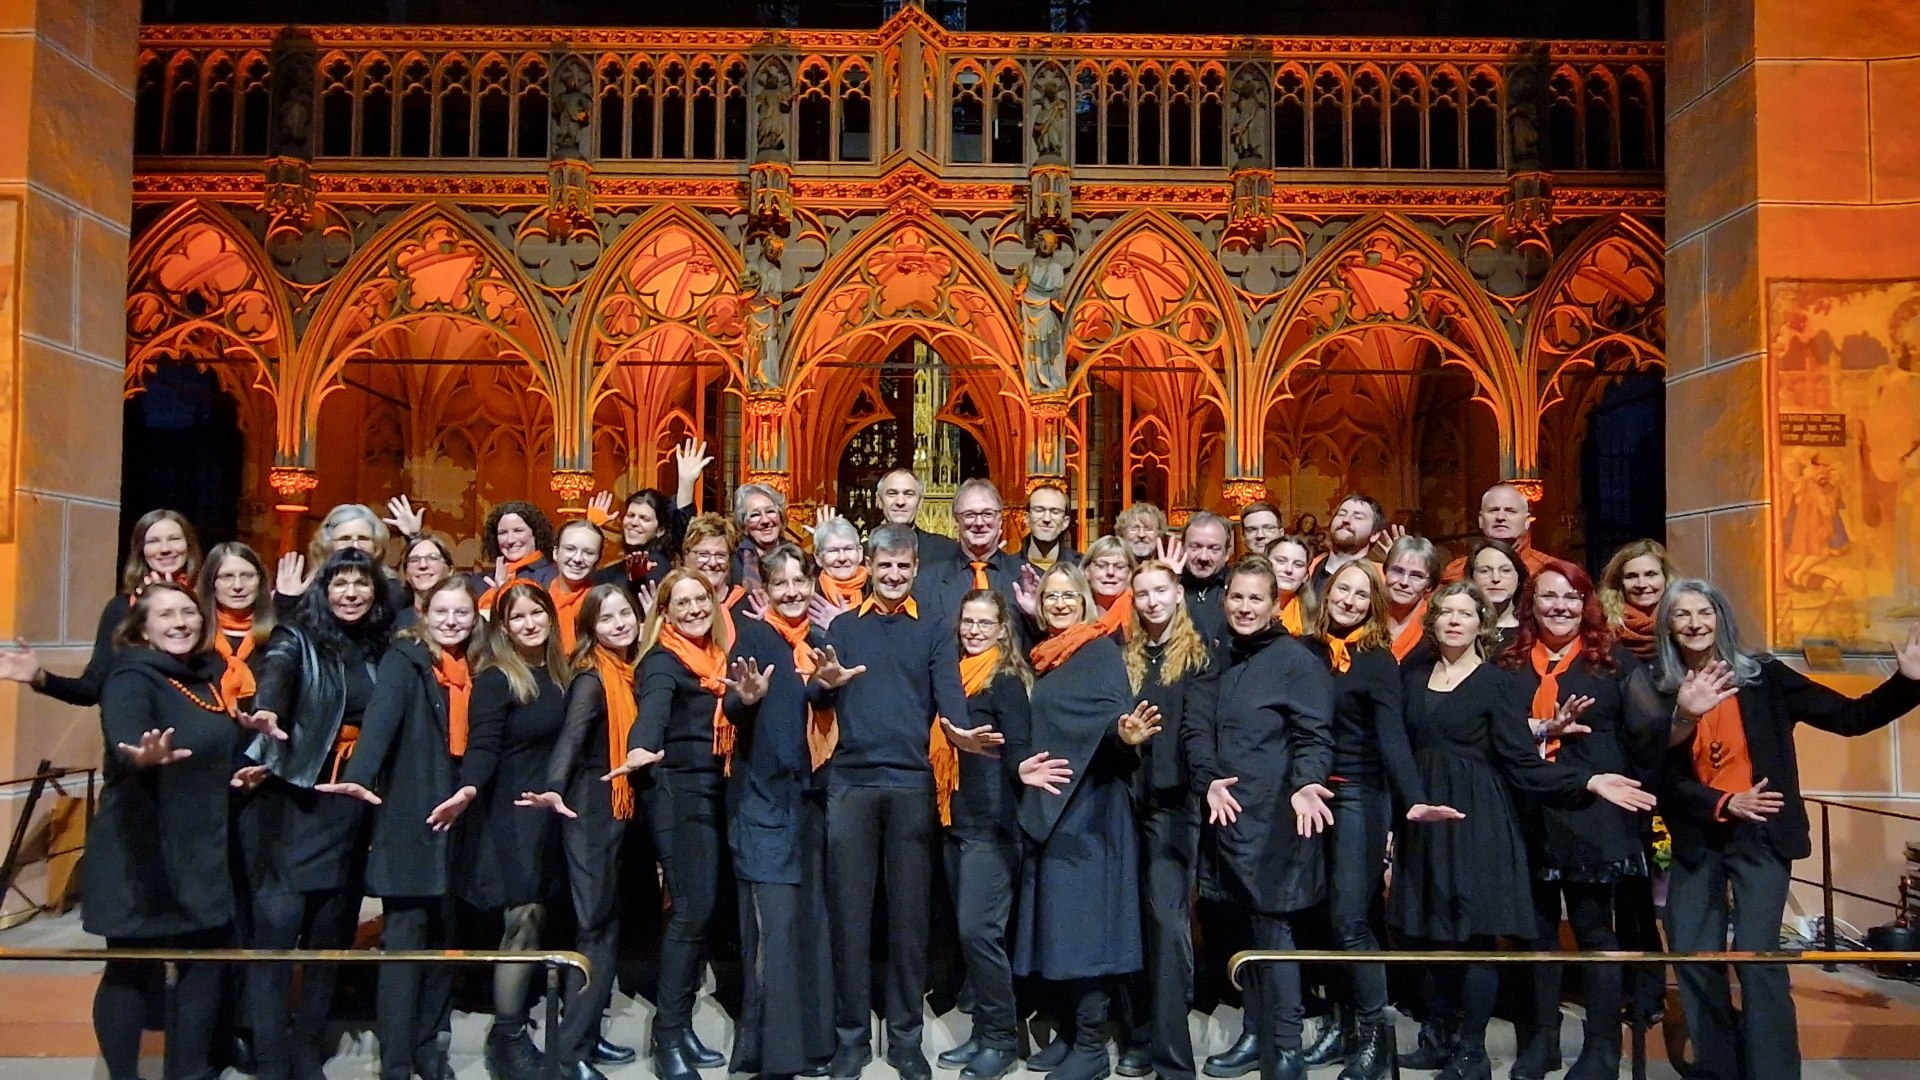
[214, 609, 257, 705]
[767, 608, 840, 771]
[1390, 600, 1429, 661]
[549, 575, 589, 653]
[1324, 626, 1366, 674]
[1529, 640, 1579, 761]
[1093, 589, 1134, 641]
[594, 646, 640, 819]
[818, 567, 868, 609]
[1032, 622, 1106, 674]
[657, 625, 736, 776]
[1279, 592, 1305, 636]
[478, 550, 545, 610]
[928, 646, 1004, 828]
[434, 650, 472, 757]
[960, 647, 1001, 697]
[1692, 693, 1754, 798]
[1618, 604, 1658, 661]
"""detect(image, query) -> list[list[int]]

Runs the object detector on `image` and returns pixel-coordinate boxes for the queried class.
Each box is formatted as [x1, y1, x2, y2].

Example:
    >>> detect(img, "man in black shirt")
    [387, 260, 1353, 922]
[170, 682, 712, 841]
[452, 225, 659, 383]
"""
[1014, 483, 1078, 573]
[1306, 493, 1385, 598]
[874, 468, 961, 566]
[1181, 511, 1232, 647]
[926, 478, 1029, 644]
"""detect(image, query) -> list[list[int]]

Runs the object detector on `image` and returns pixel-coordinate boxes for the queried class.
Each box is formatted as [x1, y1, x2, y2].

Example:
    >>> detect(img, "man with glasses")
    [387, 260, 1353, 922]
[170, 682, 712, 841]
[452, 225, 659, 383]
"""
[1239, 501, 1283, 557]
[875, 468, 961, 566]
[927, 479, 1031, 646]
[1013, 483, 1078, 574]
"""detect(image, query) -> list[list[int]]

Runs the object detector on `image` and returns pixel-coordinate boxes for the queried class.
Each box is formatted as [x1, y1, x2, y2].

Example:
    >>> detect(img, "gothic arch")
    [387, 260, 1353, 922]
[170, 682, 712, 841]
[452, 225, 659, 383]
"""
[1521, 213, 1666, 416]
[288, 202, 565, 468]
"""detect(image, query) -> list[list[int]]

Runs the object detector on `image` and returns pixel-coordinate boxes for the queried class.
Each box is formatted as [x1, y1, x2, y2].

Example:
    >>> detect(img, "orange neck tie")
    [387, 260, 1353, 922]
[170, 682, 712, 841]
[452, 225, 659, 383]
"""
[970, 560, 989, 590]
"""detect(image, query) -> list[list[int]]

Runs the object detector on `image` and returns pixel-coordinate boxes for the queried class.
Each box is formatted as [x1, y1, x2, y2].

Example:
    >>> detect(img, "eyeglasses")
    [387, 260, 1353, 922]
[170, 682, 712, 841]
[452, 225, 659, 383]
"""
[956, 509, 1001, 524]
[690, 552, 730, 567]
[820, 545, 862, 558]
[1042, 591, 1081, 604]
[958, 618, 999, 631]
[1087, 559, 1129, 574]
[405, 554, 448, 567]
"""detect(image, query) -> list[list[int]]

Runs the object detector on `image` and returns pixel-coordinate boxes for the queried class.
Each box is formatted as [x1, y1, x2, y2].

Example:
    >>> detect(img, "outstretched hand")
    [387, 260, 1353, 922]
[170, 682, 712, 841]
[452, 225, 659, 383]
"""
[1116, 701, 1163, 746]
[118, 727, 192, 768]
[238, 709, 288, 741]
[1406, 803, 1466, 823]
[1206, 776, 1241, 825]
[516, 790, 578, 819]
[275, 552, 313, 597]
[603, 747, 664, 782]
[1535, 694, 1596, 743]
[1291, 782, 1336, 837]
[382, 495, 426, 538]
[1724, 778, 1786, 823]
[315, 781, 381, 805]
[1675, 661, 1738, 724]
[1587, 772, 1657, 813]
[939, 715, 1006, 755]
[728, 657, 775, 706]
[427, 786, 477, 831]
[808, 592, 851, 631]
[0, 639, 42, 685]
[1155, 535, 1187, 576]
[1018, 751, 1073, 795]
[809, 646, 867, 690]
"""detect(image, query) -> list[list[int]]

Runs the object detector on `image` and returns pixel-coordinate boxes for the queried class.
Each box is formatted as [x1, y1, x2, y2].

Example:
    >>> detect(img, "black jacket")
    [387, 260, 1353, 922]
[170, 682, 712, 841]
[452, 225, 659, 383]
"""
[1125, 638, 1225, 802]
[722, 615, 812, 884]
[952, 673, 1032, 839]
[340, 639, 459, 898]
[38, 595, 131, 708]
[1019, 636, 1133, 845]
[249, 624, 380, 787]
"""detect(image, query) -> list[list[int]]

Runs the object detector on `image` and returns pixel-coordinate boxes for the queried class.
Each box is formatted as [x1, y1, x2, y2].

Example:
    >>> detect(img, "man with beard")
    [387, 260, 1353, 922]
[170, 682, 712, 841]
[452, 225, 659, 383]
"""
[1306, 494, 1387, 596]
[1117, 502, 1169, 561]
[1180, 511, 1232, 646]
[1013, 483, 1078, 573]
[1441, 482, 1559, 582]
[875, 468, 961, 567]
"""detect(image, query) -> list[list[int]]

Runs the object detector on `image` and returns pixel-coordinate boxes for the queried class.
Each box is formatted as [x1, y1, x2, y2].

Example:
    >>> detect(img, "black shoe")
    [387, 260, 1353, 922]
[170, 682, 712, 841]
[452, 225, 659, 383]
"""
[565, 1063, 609, 1080]
[1202, 1033, 1260, 1078]
[887, 1046, 934, 1080]
[654, 1039, 700, 1080]
[1562, 1033, 1621, 1080]
[1440, 1045, 1492, 1080]
[1114, 1046, 1152, 1077]
[1028, 1034, 1071, 1073]
[831, 1044, 874, 1079]
[1508, 1024, 1560, 1080]
[1301, 1007, 1350, 1068]
[1336, 1021, 1394, 1080]
[683, 1029, 728, 1069]
[591, 1037, 638, 1066]
[963, 1047, 1020, 1080]
[800, 1061, 834, 1078]
[1398, 1016, 1457, 1071]
[1049, 1046, 1111, 1080]
[940, 1038, 985, 1068]
[486, 1027, 546, 1080]
[1268, 1048, 1306, 1080]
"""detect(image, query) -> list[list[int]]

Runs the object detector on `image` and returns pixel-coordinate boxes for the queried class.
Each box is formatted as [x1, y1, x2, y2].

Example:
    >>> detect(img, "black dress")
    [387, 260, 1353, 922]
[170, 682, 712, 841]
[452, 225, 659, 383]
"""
[455, 666, 567, 909]
[1389, 661, 1594, 941]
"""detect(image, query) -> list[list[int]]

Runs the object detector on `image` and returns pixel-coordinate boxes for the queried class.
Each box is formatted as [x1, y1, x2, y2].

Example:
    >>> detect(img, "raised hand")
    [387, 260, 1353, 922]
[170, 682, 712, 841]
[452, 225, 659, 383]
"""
[728, 657, 774, 706]
[939, 715, 1007, 755]
[808, 592, 851, 631]
[1012, 566, 1039, 617]
[1155, 535, 1187, 576]
[1895, 624, 1920, 681]
[1586, 772, 1657, 813]
[1406, 803, 1467, 823]
[587, 490, 615, 524]
[1291, 782, 1337, 837]
[487, 556, 510, 589]
[1724, 778, 1786, 823]
[238, 709, 288, 741]
[516, 789, 578, 819]
[809, 646, 867, 690]
[275, 552, 313, 597]
[1206, 776, 1241, 825]
[1018, 751, 1073, 794]
[427, 786, 478, 831]
[635, 580, 659, 619]
[118, 727, 192, 768]
[743, 590, 771, 623]
[0, 639, 42, 685]
[230, 764, 271, 791]
[1675, 660, 1738, 722]
[674, 438, 713, 501]
[315, 781, 381, 805]
[1536, 694, 1596, 743]
[815, 505, 837, 530]
[1368, 522, 1408, 560]
[1116, 701, 1164, 746]
[383, 495, 425, 538]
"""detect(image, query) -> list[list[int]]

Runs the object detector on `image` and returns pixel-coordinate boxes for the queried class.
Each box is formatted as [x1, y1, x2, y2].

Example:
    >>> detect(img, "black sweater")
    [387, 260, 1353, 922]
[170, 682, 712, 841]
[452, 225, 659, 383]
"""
[1300, 640, 1425, 807]
[1181, 571, 1228, 648]
[951, 673, 1031, 839]
[38, 594, 131, 707]
[1127, 638, 1224, 800]
[811, 602, 970, 789]
[339, 640, 459, 899]
[633, 644, 755, 793]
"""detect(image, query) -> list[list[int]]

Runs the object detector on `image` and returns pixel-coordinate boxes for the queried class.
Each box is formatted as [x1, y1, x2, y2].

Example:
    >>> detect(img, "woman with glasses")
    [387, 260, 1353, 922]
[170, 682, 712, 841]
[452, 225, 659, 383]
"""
[1383, 535, 1443, 663]
[811, 515, 870, 621]
[732, 483, 791, 592]
[397, 536, 455, 630]
[594, 438, 711, 596]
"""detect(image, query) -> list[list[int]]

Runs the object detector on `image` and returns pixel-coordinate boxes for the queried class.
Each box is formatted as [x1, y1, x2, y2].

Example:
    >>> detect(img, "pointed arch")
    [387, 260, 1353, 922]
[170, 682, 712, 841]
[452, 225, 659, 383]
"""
[1521, 213, 1665, 417]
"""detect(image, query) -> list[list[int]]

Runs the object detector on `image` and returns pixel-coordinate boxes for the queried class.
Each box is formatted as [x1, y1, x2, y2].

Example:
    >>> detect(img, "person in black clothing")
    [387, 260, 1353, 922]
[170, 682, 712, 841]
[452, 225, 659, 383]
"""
[87, 581, 260, 1080]
[732, 482, 791, 591]
[1115, 502, 1167, 562]
[244, 548, 396, 1080]
[1178, 512, 1232, 646]
[318, 575, 483, 1080]
[397, 536, 456, 629]
[1465, 539, 1525, 657]
[271, 499, 426, 619]
[1391, 581, 1654, 1080]
[592, 438, 710, 596]
[874, 467, 961, 566]
[1081, 535, 1137, 620]
[474, 501, 560, 600]
[927, 479, 1029, 635]
[1302, 560, 1454, 1080]
[1304, 495, 1386, 598]
[1626, 580, 1920, 1080]
[1498, 559, 1656, 1080]
[519, 583, 647, 1080]
[1014, 562, 1156, 1080]
[935, 590, 1030, 1080]
[1016, 483, 1079, 574]
[1238, 501, 1284, 557]
[0, 507, 203, 706]
[806, 523, 970, 1080]
[1114, 558, 1220, 1080]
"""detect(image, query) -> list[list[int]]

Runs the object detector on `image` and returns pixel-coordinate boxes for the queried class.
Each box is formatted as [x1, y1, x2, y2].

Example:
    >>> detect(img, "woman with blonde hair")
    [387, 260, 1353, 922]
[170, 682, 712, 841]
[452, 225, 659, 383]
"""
[1598, 540, 1675, 662]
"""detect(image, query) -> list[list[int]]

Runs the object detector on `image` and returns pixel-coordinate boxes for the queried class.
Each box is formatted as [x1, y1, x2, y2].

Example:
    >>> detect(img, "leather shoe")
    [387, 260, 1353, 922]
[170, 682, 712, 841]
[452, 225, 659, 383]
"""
[799, 1061, 834, 1078]
[830, 1044, 874, 1079]
[939, 1037, 984, 1068]
[1115, 1046, 1152, 1077]
[1202, 1033, 1260, 1078]
[565, 1063, 609, 1080]
[961, 1047, 1018, 1080]
[1269, 1048, 1306, 1080]
[887, 1046, 934, 1080]
[682, 1029, 728, 1069]
[654, 1039, 700, 1080]
[590, 1037, 637, 1066]
[1027, 1033, 1070, 1072]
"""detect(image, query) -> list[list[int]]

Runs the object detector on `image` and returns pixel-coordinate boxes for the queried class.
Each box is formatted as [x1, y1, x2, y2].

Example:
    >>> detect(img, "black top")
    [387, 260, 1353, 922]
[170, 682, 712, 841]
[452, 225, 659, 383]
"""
[633, 644, 754, 794]
[84, 649, 239, 939]
[339, 639, 459, 899]
[1127, 637, 1224, 801]
[1627, 659, 1920, 865]
[456, 665, 567, 908]
[1301, 640, 1425, 807]
[1016, 541, 1080, 570]
[1181, 570, 1228, 648]
[249, 624, 380, 788]
[38, 595, 131, 708]
[909, 525, 962, 567]
[811, 602, 970, 789]
[723, 614, 813, 885]
[951, 673, 1031, 839]
[544, 670, 623, 803]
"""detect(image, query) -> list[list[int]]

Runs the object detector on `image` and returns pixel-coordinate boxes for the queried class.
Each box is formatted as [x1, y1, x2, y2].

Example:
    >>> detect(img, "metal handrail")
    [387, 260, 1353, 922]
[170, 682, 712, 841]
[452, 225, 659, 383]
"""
[0, 947, 591, 1080]
[1802, 796, 1920, 966]
[1229, 949, 1920, 1080]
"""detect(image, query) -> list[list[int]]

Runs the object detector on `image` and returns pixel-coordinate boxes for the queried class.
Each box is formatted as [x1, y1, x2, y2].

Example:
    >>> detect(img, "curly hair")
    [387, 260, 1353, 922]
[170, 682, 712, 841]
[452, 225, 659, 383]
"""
[295, 548, 397, 664]
[1423, 580, 1503, 659]
[481, 501, 555, 562]
[1501, 558, 1617, 673]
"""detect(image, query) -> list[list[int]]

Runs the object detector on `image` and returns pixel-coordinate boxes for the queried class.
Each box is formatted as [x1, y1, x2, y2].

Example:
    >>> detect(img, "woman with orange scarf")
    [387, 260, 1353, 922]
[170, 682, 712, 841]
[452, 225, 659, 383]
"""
[1599, 539, 1675, 663]
[519, 583, 648, 1079]
[548, 520, 605, 652]
[811, 515, 872, 621]
[1075, 535, 1136, 639]
[1382, 535, 1443, 664]
[472, 500, 559, 610]
[1263, 535, 1315, 638]
[1012, 564, 1149, 1080]
[318, 575, 482, 1080]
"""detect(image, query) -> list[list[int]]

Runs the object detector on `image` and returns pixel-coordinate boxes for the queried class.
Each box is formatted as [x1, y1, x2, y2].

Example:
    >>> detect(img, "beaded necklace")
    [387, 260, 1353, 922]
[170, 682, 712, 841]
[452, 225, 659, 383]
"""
[166, 677, 230, 715]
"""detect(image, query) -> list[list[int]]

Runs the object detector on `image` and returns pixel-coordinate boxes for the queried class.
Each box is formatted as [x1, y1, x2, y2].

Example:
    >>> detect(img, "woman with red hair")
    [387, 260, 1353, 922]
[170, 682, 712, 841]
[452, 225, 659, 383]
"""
[1498, 559, 1658, 1080]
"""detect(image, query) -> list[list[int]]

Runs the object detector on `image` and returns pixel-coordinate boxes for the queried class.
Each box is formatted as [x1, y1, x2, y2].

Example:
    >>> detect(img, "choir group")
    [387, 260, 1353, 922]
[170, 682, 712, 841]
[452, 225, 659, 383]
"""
[6, 444, 1917, 1080]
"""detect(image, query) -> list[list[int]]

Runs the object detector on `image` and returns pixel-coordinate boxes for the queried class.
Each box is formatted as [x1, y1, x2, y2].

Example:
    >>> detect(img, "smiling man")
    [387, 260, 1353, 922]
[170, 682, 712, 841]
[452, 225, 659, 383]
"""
[1014, 483, 1078, 573]
[926, 479, 1031, 645]
[1306, 493, 1387, 596]
[1180, 511, 1233, 647]
[1442, 482, 1560, 582]
[875, 468, 961, 567]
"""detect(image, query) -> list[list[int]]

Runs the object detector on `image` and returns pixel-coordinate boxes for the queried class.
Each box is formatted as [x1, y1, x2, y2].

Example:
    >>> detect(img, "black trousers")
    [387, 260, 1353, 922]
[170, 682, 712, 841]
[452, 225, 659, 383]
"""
[1245, 913, 1305, 1052]
[1614, 873, 1667, 1021]
[1664, 835, 1798, 1080]
[1326, 781, 1393, 1026]
[945, 827, 1022, 1050]
[246, 887, 361, 1080]
[654, 783, 726, 1037]
[797, 792, 838, 1066]
[376, 896, 454, 1080]
[1125, 797, 1199, 1079]
[1528, 878, 1627, 1042]
[737, 879, 809, 1074]
[97, 926, 230, 1080]
[1413, 935, 1500, 1051]
[827, 784, 934, 1053]
[560, 782, 629, 1066]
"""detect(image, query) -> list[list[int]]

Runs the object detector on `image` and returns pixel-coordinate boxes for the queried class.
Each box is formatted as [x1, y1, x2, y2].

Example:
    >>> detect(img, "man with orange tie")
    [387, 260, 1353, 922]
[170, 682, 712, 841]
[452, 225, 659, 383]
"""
[928, 479, 1031, 649]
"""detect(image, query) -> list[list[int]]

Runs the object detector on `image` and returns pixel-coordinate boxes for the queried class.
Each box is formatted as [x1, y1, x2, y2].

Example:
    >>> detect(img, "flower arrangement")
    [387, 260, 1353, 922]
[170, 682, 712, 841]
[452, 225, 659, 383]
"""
[1651, 814, 1673, 871]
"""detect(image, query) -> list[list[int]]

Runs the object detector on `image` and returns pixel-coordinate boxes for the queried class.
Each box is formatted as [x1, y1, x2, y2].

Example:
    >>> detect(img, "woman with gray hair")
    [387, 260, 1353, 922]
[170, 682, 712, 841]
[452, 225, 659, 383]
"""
[812, 514, 869, 618]
[1627, 579, 1920, 1080]
[731, 482, 790, 591]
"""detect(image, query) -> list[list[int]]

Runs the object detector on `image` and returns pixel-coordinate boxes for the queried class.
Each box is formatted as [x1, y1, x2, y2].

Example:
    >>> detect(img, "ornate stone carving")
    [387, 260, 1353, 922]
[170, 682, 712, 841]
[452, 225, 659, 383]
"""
[742, 235, 792, 387]
[546, 159, 595, 237]
[1029, 61, 1068, 164]
[269, 465, 319, 510]
[549, 51, 594, 161]
[1012, 231, 1073, 394]
[752, 57, 793, 163]
[1228, 64, 1269, 169]
[750, 162, 794, 236]
[550, 469, 595, 511]
[1026, 164, 1071, 237]
[1222, 478, 1267, 511]
[1227, 168, 1276, 248]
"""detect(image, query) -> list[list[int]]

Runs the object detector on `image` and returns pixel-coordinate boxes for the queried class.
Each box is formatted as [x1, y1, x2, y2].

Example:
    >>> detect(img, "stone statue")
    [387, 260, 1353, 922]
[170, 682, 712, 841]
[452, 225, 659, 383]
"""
[1227, 66, 1267, 166]
[742, 234, 788, 386]
[269, 44, 316, 159]
[550, 54, 593, 160]
[1013, 231, 1073, 393]
[1030, 63, 1068, 163]
[753, 62, 792, 158]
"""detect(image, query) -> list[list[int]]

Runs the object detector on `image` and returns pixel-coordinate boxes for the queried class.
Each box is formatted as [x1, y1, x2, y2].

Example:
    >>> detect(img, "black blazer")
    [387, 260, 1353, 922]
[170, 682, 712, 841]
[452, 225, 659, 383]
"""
[340, 639, 459, 898]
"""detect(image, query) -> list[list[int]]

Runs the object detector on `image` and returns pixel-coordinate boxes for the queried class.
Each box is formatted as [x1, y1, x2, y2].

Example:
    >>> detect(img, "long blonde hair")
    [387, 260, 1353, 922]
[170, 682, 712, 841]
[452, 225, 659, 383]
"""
[639, 569, 731, 657]
[1598, 538, 1676, 626]
[1123, 559, 1210, 692]
[475, 581, 573, 704]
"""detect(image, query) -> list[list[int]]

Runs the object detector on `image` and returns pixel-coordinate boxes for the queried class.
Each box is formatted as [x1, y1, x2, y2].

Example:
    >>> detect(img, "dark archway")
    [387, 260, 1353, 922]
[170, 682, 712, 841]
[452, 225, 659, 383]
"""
[121, 364, 244, 564]
[1579, 375, 1666, 576]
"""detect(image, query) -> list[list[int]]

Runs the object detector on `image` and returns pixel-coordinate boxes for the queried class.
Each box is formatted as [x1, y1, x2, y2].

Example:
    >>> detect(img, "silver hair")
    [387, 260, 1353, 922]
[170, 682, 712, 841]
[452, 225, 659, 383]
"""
[867, 523, 920, 559]
[1652, 578, 1763, 693]
[1384, 534, 1444, 583]
[732, 482, 788, 526]
[954, 477, 1003, 509]
[873, 468, 920, 500]
[1184, 510, 1232, 540]
[812, 514, 862, 552]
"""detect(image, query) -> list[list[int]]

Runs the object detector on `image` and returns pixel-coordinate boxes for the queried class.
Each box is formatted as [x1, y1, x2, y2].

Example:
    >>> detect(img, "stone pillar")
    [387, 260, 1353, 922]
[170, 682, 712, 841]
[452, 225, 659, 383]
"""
[0, 1, 139, 791]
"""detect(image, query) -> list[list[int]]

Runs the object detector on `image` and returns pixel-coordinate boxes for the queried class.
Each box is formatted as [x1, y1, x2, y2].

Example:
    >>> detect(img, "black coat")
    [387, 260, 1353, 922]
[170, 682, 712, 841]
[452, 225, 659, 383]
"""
[249, 624, 382, 788]
[1125, 638, 1224, 803]
[924, 548, 1031, 647]
[722, 615, 812, 885]
[84, 649, 239, 939]
[1212, 629, 1335, 915]
[1302, 641, 1425, 808]
[455, 665, 567, 908]
[38, 594, 131, 707]
[340, 639, 459, 898]
[1181, 571, 1228, 648]
[1628, 660, 1920, 866]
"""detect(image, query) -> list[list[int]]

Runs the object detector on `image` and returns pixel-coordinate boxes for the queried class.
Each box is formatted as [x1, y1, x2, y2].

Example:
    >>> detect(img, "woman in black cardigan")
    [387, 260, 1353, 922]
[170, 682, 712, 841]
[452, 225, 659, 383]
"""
[1628, 579, 1920, 1080]
[0, 508, 202, 705]
[318, 575, 483, 1080]
[87, 581, 256, 1080]
[244, 548, 396, 1080]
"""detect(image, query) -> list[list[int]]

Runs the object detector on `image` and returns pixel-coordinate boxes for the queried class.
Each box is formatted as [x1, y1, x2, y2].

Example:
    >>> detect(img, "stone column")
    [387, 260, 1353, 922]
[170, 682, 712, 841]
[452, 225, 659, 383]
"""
[0, 1, 139, 797]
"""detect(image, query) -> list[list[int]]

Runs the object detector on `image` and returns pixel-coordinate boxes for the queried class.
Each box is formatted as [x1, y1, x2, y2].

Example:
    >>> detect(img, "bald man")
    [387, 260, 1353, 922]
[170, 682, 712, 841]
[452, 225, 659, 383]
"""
[1441, 482, 1560, 581]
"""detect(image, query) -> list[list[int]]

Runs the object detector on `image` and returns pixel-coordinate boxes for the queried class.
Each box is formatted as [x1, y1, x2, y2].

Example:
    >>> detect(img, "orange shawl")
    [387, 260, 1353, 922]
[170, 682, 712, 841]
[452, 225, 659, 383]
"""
[657, 624, 736, 776]
[1093, 589, 1134, 641]
[214, 609, 257, 705]
[1279, 592, 1305, 636]
[1323, 626, 1367, 674]
[594, 647, 640, 819]
[549, 575, 589, 653]
[931, 646, 1005, 828]
[1529, 640, 1579, 761]
[1390, 600, 1429, 661]
[434, 650, 472, 757]
[817, 567, 869, 609]
[767, 608, 839, 771]
[1032, 622, 1106, 674]
[478, 550, 545, 611]
[1617, 604, 1658, 661]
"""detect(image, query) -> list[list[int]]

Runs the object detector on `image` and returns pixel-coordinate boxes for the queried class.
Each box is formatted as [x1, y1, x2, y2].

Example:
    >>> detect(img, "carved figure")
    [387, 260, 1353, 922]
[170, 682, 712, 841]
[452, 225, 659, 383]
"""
[754, 63, 792, 156]
[1228, 67, 1266, 165]
[1014, 231, 1073, 392]
[743, 234, 789, 385]
[1030, 64, 1068, 162]
[551, 55, 593, 159]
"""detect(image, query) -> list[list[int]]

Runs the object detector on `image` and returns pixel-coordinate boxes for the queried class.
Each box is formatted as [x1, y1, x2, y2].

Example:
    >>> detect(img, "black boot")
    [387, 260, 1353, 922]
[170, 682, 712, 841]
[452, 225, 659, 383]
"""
[590, 1036, 637, 1066]
[1302, 1003, 1350, 1067]
[564, 1064, 609, 1080]
[963, 1046, 1019, 1080]
[682, 1028, 728, 1069]
[1398, 1014, 1458, 1071]
[1440, 1044, 1493, 1080]
[1050, 988, 1112, 1080]
[485, 1024, 545, 1080]
[653, 1031, 701, 1080]
[1029, 1023, 1072, 1072]
[1267, 1047, 1306, 1080]
[1509, 1023, 1561, 1080]
[1562, 1030, 1622, 1080]
[1337, 1021, 1394, 1080]
[1114, 1045, 1152, 1078]
[1202, 1033, 1260, 1078]
[940, 1037, 984, 1068]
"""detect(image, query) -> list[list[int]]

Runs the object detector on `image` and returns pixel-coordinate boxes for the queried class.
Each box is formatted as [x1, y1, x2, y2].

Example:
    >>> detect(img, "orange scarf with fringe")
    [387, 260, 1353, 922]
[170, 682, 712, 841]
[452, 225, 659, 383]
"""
[214, 609, 257, 705]
[434, 650, 472, 757]
[594, 647, 640, 819]
[657, 624, 736, 776]
[1529, 640, 1579, 761]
